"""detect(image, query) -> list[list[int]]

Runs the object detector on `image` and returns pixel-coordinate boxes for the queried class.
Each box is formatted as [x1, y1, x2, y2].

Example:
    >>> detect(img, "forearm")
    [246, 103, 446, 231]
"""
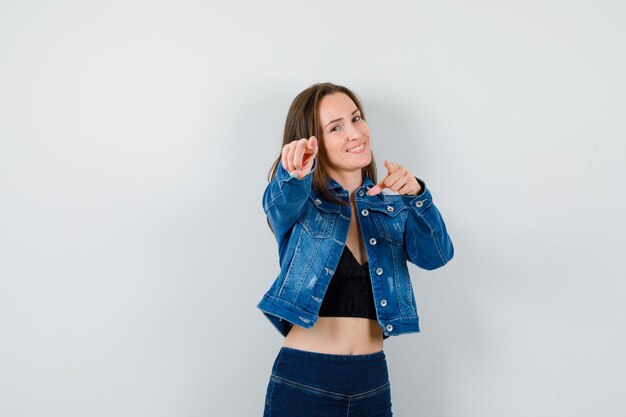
[402, 178, 454, 270]
[263, 158, 317, 240]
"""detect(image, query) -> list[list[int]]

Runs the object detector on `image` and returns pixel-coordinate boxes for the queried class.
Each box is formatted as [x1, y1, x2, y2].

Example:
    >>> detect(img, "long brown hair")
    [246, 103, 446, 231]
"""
[267, 82, 378, 205]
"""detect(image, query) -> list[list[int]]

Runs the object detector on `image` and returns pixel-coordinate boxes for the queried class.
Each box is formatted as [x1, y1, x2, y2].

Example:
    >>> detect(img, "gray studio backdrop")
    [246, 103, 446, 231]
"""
[1, 1, 625, 416]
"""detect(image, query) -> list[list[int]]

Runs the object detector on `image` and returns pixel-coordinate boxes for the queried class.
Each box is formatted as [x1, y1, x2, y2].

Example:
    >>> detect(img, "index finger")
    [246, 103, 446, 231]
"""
[384, 159, 401, 174]
[367, 173, 389, 196]
[300, 136, 318, 166]
[291, 138, 310, 170]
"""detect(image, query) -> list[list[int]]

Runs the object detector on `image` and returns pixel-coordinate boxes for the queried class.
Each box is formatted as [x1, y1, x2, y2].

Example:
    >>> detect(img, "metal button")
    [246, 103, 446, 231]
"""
[315, 198, 322, 205]
[386, 324, 393, 332]
[415, 200, 424, 208]
[358, 190, 364, 197]
[376, 267, 383, 275]
[386, 205, 394, 212]
[369, 238, 377, 245]
[380, 299, 387, 307]
[361, 209, 369, 217]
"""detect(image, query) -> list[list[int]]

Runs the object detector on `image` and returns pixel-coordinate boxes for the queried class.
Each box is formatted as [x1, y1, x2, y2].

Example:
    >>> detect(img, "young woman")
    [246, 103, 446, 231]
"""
[258, 83, 454, 416]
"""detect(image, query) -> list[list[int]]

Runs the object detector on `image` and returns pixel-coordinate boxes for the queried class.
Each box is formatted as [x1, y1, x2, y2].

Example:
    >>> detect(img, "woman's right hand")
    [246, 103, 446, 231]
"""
[281, 136, 318, 179]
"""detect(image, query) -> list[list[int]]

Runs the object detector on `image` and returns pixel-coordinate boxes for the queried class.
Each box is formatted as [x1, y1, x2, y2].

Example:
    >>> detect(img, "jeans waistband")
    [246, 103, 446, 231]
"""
[271, 346, 389, 395]
[279, 346, 386, 361]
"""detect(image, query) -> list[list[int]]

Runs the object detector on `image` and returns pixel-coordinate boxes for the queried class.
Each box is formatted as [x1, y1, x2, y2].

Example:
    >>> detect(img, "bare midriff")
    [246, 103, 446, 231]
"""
[283, 317, 384, 355]
[283, 194, 384, 355]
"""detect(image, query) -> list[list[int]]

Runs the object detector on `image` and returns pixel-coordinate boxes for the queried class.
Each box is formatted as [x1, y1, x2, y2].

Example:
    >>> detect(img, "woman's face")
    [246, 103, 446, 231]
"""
[318, 93, 371, 175]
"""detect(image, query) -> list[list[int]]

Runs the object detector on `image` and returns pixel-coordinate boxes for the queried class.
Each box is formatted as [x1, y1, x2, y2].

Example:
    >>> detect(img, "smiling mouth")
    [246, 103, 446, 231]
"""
[346, 144, 365, 153]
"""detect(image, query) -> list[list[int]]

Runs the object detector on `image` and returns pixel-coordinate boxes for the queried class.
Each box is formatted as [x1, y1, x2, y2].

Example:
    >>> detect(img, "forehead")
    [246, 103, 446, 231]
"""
[318, 93, 358, 122]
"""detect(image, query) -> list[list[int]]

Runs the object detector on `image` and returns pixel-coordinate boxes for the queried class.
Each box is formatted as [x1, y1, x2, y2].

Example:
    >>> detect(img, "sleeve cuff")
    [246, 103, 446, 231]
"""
[276, 157, 317, 187]
[414, 177, 426, 197]
[402, 177, 433, 214]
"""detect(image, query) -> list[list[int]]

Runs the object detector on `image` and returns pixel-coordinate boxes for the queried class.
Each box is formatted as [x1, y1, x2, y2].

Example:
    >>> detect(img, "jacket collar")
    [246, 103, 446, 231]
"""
[324, 175, 376, 193]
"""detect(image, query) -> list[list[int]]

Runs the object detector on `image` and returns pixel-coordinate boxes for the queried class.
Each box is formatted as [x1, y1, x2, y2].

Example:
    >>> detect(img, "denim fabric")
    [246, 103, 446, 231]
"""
[263, 347, 393, 417]
[257, 158, 454, 339]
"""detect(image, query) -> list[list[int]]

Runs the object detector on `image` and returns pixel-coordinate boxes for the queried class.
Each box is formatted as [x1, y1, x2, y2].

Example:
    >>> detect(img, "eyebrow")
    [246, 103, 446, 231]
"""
[324, 109, 360, 128]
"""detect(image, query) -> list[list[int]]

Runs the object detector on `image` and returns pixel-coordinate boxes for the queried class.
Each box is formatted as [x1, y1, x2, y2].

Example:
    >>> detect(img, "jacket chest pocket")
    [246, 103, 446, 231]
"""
[297, 197, 339, 238]
[368, 202, 408, 246]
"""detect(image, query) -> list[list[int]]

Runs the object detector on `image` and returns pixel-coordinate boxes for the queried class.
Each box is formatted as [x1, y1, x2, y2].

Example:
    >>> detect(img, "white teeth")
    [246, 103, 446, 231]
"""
[347, 144, 365, 152]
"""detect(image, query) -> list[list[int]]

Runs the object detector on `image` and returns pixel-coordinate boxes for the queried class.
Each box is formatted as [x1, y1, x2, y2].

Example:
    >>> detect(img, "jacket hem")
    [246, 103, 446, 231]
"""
[257, 294, 317, 337]
[380, 317, 421, 338]
[258, 294, 422, 339]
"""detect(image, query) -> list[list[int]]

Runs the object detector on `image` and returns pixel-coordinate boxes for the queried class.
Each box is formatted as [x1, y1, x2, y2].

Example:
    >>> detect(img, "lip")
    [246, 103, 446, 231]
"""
[346, 143, 366, 153]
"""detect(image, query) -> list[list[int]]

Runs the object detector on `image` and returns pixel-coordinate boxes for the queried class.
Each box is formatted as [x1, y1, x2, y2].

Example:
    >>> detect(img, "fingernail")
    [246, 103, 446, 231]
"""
[289, 172, 298, 178]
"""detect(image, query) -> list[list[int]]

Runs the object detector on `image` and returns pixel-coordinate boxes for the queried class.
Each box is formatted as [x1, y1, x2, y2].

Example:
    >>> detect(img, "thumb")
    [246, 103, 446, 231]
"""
[368, 160, 392, 196]
[367, 176, 388, 196]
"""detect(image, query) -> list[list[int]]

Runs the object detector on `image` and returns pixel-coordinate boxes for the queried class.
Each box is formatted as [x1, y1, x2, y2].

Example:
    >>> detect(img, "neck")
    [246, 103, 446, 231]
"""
[327, 168, 363, 197]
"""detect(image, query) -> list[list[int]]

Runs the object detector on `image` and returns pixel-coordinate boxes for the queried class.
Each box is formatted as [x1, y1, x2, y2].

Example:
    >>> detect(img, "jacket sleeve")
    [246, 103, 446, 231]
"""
[263, 158, 317, 243]
[402, 177, 454, 270]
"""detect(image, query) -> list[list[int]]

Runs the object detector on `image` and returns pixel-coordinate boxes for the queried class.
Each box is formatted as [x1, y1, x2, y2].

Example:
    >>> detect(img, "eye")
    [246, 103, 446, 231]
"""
[330, 125, 341, 132]
[353, 115, 362, 122]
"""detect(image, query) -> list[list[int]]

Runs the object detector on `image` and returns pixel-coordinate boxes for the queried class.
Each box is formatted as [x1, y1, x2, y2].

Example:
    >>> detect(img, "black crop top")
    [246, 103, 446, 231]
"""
[318, 246, 378, 320]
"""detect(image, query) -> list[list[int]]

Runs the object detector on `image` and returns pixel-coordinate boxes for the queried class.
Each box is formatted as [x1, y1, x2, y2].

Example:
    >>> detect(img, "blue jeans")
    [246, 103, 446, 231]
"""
[263, 346, 393, 417]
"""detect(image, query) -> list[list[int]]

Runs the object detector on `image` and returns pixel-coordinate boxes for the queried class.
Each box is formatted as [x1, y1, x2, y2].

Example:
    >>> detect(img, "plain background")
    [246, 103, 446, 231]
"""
[1, 1, 625, 416]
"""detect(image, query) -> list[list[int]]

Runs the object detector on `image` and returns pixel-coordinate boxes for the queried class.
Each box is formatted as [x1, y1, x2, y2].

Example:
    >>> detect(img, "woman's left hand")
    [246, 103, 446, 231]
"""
[366, 160, 422, 196]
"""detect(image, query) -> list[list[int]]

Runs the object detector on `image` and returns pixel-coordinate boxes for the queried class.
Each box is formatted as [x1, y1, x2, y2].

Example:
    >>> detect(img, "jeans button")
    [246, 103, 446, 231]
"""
[386, 324, 393, 332]
[376, 267, 383, 275]
[361, 209, 369, 217]
[380, 299, 387, 307]
[369, 238, 377, 245]
[358, 190, 364, 197]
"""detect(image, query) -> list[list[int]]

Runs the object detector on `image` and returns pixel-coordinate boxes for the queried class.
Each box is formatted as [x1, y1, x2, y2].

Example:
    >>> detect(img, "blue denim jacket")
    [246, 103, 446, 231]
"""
[257, 158, 454, 339]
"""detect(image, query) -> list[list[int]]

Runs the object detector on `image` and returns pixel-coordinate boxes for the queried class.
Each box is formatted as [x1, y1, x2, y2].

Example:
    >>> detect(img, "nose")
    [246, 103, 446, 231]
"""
[345, 123, 362, 141]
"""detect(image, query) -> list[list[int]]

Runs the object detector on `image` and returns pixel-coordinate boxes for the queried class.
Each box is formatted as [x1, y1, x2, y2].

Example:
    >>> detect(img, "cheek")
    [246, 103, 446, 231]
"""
[322, 138, 341, 155]
[322, 145, 332, 157]
[318, 141, 336, 163]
